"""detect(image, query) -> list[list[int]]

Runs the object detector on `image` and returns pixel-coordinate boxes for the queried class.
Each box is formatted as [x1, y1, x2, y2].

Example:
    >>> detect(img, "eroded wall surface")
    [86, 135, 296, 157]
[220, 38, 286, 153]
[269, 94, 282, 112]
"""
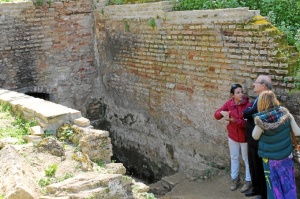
[0, 0, 96, 114]
[1, 0, 300, 182]
[92, 1, 300, 181]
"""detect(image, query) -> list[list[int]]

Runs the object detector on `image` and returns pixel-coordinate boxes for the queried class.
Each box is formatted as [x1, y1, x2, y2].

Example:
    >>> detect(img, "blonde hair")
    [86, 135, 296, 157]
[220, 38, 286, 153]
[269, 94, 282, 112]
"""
[257, 90, 280, 112]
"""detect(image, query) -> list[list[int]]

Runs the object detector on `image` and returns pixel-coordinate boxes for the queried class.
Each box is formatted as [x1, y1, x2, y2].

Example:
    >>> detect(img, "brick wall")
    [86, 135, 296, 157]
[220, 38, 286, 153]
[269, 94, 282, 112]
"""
[1, 0, 299, 181]
[93, 2, 300, 180]
[0, 0, 96, 113]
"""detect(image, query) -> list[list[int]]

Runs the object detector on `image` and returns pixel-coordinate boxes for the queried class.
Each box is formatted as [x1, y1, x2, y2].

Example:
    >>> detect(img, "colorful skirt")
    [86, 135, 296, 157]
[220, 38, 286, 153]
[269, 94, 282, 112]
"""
[262, 156, 297, 199]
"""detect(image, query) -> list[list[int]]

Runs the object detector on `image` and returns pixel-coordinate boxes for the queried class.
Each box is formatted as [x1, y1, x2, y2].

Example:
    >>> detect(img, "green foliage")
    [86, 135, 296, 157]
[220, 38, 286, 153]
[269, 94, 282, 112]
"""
[74, 145, 81, 152]
[107, 0, 160, 4]
[57, 123, 76, 142]
[45, 164, 57, 177]
[173, 0, 300, 50]
[124, 21, 130, 31]
[38, 172, 73, 187]
[95, 160, 106, 167]
[107, 0, 124, 5]
[148, 18, 156, 29]
[38, 177, 51, 187]
[133, 185, 139, 192]
[0, 194, 4, 199]
[295, 29, 300, 51]
[32, 0, 52, 6]
[46, 0, 52, 6]
[0, 102, 11, 112]
[33, 0, 44, 6]
[146, 193, 157, 199]
[57, 172, 73, 182]
[0, 102, 37, 143]
[173, 0, 240, 10]
[12, 115, 38, 135]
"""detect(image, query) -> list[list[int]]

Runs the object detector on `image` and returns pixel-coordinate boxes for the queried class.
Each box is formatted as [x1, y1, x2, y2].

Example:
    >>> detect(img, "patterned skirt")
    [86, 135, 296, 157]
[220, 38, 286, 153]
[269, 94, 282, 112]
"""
[262, 155, 297, 199]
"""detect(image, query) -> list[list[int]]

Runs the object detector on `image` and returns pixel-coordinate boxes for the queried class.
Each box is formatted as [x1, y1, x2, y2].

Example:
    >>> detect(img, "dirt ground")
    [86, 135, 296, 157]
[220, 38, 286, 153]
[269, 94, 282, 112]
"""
[159, 174, 257, 199]
[0, 109, 255, 199]
[1, 108, 298, 199]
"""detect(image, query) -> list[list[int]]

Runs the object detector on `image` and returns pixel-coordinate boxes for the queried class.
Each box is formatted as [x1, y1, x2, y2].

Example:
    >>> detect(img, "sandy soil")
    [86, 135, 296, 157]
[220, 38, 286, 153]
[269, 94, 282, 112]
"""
[160, 174, 257, 199]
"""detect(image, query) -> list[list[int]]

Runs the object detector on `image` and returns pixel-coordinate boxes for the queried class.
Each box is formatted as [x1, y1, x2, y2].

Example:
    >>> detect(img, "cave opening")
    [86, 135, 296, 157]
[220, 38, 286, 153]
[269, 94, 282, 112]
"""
[25, 92, 50, 101]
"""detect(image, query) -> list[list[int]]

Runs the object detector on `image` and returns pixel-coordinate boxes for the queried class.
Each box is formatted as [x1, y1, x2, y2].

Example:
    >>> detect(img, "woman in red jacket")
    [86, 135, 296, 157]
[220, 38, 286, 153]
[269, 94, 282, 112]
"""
[214, 84, 252, 193]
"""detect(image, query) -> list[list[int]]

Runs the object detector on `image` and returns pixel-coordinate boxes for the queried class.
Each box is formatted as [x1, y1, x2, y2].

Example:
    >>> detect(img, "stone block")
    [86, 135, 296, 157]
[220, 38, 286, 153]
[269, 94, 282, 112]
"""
[29, 125, 44, 136]
[74, 117, 90, 127]
[0, 146, 41, 199]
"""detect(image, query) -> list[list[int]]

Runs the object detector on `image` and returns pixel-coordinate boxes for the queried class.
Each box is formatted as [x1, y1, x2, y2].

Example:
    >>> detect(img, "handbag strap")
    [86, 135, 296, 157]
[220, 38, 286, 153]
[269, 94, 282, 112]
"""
[291, 130, 300, 151]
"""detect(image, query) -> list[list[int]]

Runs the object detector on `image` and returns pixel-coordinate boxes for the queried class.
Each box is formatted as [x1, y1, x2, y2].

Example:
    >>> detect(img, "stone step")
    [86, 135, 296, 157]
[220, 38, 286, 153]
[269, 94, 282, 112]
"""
[63, 187, 107, 199]
[160, 172, 186, 190]
[40, 196, 70, 199]
[46, 173, 122, 195]
[149, 180, 169, 196]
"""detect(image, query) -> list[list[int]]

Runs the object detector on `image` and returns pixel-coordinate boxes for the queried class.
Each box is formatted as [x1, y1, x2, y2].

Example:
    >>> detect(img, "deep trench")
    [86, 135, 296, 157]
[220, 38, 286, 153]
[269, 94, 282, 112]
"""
[29, 92, 166, 184]
[91, 117, 174, 184]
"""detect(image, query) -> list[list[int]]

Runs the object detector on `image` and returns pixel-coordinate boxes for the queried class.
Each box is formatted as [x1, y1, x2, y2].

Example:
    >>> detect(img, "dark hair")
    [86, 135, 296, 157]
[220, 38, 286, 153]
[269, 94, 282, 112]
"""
[230, 84, 242, 94]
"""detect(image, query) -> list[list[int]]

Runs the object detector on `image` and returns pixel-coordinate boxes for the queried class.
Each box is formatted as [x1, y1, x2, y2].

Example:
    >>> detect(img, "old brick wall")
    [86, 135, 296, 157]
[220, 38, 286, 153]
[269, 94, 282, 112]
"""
[0, 0, 96, 114]
[1, 0, 300, 182]
[92, 2, 300, 181]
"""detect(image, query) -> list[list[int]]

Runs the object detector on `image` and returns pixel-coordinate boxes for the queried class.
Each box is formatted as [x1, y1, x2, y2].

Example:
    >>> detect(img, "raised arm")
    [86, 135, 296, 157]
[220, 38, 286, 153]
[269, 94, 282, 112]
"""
[214, 101, 229, 120]
[252, 125, 264, 140]
[243, 99, 257, 120]
[290, 114, 300, 136]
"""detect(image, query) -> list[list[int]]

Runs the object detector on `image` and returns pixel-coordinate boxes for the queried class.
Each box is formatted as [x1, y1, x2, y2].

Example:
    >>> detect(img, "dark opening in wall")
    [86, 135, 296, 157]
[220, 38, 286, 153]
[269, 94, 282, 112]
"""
[25, 92, 50, 101]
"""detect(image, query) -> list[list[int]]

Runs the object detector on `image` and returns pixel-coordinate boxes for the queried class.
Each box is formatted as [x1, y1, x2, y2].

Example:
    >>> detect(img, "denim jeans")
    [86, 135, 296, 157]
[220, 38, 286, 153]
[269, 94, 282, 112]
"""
[228, 138, 251, 181]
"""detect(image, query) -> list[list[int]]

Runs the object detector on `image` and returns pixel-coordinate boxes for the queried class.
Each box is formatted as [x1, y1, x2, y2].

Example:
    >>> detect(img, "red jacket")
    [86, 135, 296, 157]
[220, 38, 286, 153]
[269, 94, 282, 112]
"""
[214, 97, 251, 143]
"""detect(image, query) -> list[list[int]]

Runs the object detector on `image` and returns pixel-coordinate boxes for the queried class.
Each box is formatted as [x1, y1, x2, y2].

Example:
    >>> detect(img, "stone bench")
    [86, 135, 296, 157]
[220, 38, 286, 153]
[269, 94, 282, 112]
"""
[0, 88, 82, 133]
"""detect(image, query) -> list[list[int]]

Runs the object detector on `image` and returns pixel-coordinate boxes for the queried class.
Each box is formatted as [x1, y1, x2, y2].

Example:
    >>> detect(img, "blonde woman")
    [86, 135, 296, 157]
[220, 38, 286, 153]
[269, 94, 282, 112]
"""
[252, 90, 300, 199]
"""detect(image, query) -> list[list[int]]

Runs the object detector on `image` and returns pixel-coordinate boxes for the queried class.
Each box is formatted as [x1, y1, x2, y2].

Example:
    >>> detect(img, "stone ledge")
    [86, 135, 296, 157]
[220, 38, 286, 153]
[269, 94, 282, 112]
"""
[0, 88, 82, 133]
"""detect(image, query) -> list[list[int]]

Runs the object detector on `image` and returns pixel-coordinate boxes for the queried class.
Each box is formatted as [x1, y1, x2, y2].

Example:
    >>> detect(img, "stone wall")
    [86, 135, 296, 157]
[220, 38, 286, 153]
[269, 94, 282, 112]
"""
[92, 1, 300, 181]
[1, 0, 300, 182]
[0, 0, 96, 114]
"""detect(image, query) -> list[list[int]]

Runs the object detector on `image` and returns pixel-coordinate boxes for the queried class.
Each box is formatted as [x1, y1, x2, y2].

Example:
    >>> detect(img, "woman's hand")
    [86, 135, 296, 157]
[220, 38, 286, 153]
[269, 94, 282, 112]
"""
[220, 111, 229, 118]
[227, 117, 235, 123]
[220, 111, 234, 122]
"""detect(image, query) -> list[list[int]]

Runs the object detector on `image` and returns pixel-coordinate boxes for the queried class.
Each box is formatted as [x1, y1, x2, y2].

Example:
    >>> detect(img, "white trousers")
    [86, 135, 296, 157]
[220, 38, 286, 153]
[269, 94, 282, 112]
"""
[228, 138, 251, 181]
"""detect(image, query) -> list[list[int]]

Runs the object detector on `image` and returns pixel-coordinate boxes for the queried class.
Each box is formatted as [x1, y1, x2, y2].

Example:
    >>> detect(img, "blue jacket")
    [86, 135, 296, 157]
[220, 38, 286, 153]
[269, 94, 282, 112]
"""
[243, 97, 259, 147]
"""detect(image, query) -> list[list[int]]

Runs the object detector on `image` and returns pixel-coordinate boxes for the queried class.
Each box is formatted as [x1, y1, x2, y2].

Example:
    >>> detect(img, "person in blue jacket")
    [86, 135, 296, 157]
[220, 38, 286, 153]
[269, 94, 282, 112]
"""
[243, 75, 272, 199]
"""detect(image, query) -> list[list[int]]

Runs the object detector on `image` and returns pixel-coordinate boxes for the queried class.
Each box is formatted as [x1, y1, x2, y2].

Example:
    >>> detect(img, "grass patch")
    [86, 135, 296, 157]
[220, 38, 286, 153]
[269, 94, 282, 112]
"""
[0, 102, 38, 144]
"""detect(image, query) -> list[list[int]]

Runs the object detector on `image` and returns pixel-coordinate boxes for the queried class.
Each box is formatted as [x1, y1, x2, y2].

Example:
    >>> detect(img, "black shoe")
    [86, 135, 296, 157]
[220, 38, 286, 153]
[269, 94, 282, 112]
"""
[244, 189, 259, 197]
[255, 196, 262, 199]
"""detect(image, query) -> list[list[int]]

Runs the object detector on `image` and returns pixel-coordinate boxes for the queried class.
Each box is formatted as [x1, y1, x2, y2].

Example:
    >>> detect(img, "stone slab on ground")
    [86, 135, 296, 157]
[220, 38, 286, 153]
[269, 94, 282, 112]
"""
[161, 172, 186, 190]
[0, 145, 41, 199]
